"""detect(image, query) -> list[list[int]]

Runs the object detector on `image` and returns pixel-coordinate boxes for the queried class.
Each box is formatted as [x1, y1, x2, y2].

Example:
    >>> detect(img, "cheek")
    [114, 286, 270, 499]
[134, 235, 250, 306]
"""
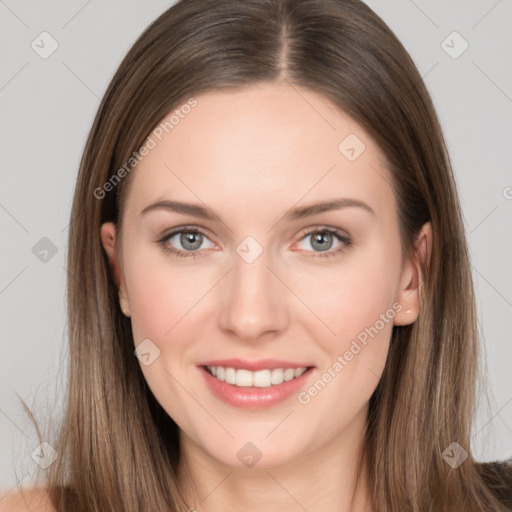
[124, 250, 210, 418]
[298, 240, 402, 347]
[294, 248, 401, 421]
[123, 245, 212, 347]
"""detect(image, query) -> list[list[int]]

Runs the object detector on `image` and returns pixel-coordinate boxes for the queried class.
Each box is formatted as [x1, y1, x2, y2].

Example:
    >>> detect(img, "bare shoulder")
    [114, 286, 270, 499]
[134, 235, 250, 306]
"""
[0, 487, 55, 512]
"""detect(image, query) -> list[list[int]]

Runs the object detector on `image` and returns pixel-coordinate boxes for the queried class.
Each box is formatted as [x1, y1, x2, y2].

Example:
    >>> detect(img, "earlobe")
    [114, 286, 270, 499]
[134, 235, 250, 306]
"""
[100, 222, 131, 317]
[393, 222, 432, 326]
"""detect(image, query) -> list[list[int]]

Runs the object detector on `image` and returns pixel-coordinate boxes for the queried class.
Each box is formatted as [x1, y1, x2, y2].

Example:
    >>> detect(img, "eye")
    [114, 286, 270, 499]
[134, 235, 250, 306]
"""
[157, 226, 352, 260]
[295, 227, 352, 258]
[157, 228, 215, 259]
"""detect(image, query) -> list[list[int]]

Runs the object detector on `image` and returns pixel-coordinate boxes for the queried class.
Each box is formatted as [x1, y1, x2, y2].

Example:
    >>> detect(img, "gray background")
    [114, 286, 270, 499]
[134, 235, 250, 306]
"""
[1, 0, 511, 492]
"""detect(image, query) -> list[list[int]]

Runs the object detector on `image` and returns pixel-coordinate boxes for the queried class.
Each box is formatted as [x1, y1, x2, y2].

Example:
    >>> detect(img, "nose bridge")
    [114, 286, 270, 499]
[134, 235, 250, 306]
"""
[218, 242, 289, 340]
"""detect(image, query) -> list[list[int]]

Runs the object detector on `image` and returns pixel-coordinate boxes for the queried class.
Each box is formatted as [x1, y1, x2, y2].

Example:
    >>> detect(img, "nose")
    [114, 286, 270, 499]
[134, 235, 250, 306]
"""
[218, 247, 290, 342]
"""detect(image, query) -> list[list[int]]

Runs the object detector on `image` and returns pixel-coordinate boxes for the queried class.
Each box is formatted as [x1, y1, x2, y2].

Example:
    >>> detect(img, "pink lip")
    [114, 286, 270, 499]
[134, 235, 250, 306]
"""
[198, 365, 315, 410]
[198, 358, 313, 371]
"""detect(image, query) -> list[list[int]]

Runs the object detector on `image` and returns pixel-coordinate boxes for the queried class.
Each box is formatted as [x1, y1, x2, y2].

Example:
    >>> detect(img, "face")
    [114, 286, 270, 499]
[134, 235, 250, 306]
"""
[101, 82, 425, 470]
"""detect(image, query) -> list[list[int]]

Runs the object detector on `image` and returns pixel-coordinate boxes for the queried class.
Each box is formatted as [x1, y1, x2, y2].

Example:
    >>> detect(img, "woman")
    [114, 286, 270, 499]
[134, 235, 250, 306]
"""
[4, 0, 511, 510]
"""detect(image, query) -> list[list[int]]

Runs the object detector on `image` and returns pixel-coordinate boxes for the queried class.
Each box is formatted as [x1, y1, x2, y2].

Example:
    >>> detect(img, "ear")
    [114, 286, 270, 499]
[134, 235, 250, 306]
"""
[393, 222, 432, 326]
[100, 222, 131, 317]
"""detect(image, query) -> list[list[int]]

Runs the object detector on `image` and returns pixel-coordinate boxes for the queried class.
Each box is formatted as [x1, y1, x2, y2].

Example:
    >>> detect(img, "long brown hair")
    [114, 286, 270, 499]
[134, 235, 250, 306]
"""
[16, 0, 511, 510]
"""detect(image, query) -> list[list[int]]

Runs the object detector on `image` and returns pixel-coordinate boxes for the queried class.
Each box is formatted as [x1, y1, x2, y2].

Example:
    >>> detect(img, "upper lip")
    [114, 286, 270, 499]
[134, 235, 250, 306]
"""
[198, 358, 314, 372]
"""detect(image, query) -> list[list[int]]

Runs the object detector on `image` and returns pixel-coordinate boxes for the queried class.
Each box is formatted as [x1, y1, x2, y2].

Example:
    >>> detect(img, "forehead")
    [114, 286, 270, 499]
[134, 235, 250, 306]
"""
[124, 83, 395, 222]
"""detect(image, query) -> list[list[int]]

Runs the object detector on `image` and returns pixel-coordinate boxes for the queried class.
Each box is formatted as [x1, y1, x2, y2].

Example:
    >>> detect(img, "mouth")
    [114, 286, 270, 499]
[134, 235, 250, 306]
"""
[197, 359, 316, 410]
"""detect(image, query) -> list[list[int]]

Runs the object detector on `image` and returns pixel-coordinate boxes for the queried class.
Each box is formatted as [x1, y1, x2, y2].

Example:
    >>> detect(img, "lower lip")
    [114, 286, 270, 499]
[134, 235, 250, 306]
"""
[199, 366, 314, 410]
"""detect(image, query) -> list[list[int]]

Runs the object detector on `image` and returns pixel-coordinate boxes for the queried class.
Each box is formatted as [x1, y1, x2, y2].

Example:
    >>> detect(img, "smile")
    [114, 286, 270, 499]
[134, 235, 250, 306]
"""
[198, 362, 315, 410]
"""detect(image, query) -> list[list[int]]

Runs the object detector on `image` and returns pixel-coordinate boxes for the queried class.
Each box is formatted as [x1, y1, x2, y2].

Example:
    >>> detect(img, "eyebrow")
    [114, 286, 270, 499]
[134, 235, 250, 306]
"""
[140, 198, 375, 221]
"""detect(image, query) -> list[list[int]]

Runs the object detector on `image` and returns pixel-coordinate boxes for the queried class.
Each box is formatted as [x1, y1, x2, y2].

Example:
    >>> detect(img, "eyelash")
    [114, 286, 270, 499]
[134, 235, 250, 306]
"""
[157, 226, 353, 260]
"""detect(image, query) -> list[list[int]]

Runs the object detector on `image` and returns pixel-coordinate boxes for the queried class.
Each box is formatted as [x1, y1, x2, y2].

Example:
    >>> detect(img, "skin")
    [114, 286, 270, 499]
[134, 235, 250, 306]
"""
[101, 82, 431, 512]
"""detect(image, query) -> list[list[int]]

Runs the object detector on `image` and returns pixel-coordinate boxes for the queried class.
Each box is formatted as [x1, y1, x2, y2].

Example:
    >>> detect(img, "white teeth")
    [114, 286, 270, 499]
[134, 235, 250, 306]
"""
[206, 366, 308, 388]
[295, 367, 306, 377]
[225, 367, 236, 385]
[271, 368, 284, 385]
[253, 370, 271, 387]
[236, 369, 253, 387]
[283, 368, 295, 381]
